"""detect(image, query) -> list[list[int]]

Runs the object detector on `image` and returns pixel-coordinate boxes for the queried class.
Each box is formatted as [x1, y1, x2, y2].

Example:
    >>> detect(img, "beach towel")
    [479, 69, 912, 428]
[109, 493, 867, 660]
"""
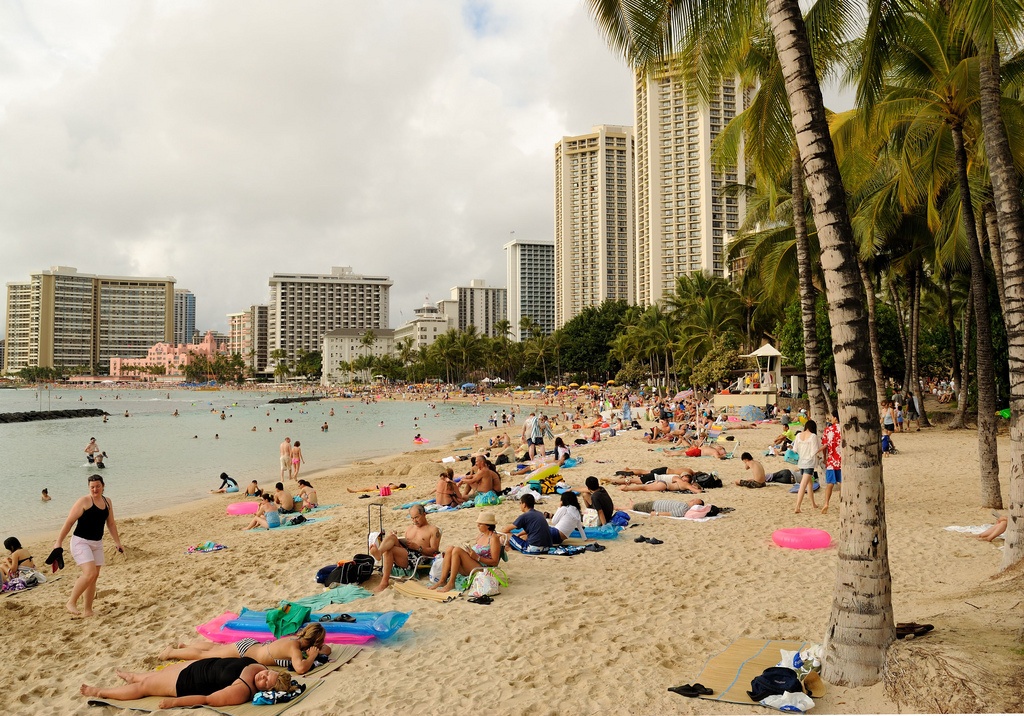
[394, 498, 436, 511]
[185, 541, 228, 554]
[627, 510, 725, 523]
[87, 680, 324, 715]
[569, 524, 622, 540]
[290, 584, 373, 610]
[254, 516, 332, 531]
[302, 503, 340, 515]
[507, 536, 585, 556]
[391, 579, 459, 603]
[944, 524, 1004, 538]
[2, 574, 62, 597]
[689, 637, 826, 709]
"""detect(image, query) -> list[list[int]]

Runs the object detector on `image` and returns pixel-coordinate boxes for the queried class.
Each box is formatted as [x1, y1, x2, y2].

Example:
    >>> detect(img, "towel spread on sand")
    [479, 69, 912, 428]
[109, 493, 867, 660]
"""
[944, 524, 1004, 538]
[290, 584, 372, 610]
[185, 541, 228, 554]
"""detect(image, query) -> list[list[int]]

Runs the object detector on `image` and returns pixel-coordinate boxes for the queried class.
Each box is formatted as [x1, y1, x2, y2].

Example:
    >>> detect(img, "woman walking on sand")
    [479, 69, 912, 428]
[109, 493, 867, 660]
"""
[53, 474, 123, 616]
[792, 420, 823, 514]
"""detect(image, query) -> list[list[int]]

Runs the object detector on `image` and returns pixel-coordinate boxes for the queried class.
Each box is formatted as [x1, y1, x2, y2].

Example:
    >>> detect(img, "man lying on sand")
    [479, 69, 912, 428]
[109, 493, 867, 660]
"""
[631, 497, 710, 518]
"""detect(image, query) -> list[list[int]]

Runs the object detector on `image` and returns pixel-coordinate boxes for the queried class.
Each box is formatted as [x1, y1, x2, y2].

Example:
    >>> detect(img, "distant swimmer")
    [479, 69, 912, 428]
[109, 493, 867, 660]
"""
[84, 438, 101, 464]
[42, 488, 51, 502]
[321, 422, 329, 432]
[329, 409, 335, 417]
[379, 421, 385, 427]
[172, 410, 179, 417]
[123, 411, 129, 418]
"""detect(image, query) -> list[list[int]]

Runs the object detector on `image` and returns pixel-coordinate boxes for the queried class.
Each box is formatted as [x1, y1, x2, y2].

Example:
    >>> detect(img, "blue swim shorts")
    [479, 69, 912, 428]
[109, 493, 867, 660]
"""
[825, 469, 842, 484]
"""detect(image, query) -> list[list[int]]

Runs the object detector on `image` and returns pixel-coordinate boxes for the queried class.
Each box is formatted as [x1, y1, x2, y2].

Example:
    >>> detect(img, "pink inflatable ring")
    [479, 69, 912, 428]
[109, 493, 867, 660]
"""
[226, 502, 260, 515]
[772, 527, 831, 550]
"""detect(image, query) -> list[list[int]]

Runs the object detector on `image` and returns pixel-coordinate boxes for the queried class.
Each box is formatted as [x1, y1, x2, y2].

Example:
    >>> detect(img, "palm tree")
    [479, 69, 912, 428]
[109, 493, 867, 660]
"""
[493, 319, 514, 382]
[950, 0, 1024, 568]
[588, 0, 892, 686]
[862, 0, 1002, 507]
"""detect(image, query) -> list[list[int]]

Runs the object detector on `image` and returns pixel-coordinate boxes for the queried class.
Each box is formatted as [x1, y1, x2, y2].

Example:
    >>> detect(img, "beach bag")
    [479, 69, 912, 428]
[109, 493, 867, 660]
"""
[538, 474, 560, 494]
[784, 449, 800, 465]
[582, 508, 600, 528]
[379, 485, 392, 496]
[466, 567, 508, 598]
[327, 554, 376, 586]
[747, 667, 804, 702]
[610, 510, 630, 527]
[693, 472, 723, 489]
[314, 563, 338, 586]
[428, 554, 444, 585]
[288, 514, 307, 526]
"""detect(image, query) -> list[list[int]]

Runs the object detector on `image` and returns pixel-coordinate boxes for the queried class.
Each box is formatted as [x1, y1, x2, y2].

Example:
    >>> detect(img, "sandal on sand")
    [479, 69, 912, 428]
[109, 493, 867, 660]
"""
[467, 595, 493, 605]
[332, 614, 356, 623]
[646, 537, 664, 545]
[584, 543, 606, 552]
[896, 622, 934, 639]
[634, 535, 649, 543]
[668, 683, 712, 698]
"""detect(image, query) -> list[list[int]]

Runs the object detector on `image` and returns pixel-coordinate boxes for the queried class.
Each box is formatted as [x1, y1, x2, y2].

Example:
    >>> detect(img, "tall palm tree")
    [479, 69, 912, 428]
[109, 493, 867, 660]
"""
[588, 0, 892, 686]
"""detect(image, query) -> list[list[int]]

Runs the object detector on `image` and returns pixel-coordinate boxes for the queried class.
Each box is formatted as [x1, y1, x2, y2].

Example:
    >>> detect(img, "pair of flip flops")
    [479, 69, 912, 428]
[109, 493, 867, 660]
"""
[318, 613, 356, 623]
[584, 543, 606, 552]
[634, 535, 664, 545]
[896, 622, 934, 639]
[668, 683, 713, 698]
[467, 595, 493, 605]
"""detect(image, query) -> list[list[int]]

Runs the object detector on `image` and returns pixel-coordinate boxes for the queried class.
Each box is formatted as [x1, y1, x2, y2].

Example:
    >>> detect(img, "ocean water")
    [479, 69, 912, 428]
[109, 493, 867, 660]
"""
[0, 388, 501, 537]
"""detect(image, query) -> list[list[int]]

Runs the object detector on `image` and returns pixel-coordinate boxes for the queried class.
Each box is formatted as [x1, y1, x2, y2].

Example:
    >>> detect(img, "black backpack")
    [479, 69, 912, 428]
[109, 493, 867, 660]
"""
[747, 666, 804, 702]
[326, 554, 376, 586]
[767, 468, 796, 484]
[693, 472, 723, 489]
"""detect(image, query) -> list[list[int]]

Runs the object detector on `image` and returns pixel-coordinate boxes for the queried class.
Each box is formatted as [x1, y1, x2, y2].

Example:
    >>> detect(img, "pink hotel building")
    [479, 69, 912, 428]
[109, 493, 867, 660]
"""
[108, 331, 228, 378]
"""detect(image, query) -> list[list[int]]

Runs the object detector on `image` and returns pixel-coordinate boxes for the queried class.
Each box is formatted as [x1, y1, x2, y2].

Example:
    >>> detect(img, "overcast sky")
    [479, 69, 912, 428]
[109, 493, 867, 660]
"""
[0, 0, 635, 335]
[1, 1, 854, 338]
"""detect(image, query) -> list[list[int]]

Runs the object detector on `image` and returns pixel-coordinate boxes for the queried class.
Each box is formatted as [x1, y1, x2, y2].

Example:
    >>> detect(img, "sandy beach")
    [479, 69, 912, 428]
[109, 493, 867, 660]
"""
[4, 408, 1022, 715]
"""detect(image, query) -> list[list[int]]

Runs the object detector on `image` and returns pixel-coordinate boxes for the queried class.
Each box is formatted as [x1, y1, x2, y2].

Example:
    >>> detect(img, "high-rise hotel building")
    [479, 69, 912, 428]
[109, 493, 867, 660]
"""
[227, 304, 269, 373]
[173, 289, 196, 346]
[2, 266, 175, 374]
[267, 266, 391, 367]
[634, 62, 746, 304]
[504, 239, 555, 341]
[443, 280, 507, 338]
[554, 125, 635, 327]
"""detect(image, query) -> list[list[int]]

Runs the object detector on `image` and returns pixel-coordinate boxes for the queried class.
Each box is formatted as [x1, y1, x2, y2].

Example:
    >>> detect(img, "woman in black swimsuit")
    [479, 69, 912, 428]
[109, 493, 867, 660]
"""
[52, 475, 123, 617]
[80, 657, 294, 708]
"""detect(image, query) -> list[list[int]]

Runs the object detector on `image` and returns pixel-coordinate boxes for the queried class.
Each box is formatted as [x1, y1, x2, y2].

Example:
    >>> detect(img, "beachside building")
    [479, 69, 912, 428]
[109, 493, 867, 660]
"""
[2, 266, 175, 374]
[227, 304, 268, 374]
[444, 280, 507, 338]
[109, 331, 228, 379]
[267, 266, 391, 370]
[393, 300, 455, 351]
[634, 61, 747, 304]
[321, 327, 396, 386]
[554, 125, 635, 327]
[173, 289, 196, 346]
[504, 238, 555, 341]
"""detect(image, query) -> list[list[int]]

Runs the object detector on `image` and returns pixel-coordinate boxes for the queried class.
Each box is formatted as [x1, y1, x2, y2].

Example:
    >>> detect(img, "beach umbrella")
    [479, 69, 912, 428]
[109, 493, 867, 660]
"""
[673, 389, 694, 401]
[545, 385, 555, 390]
[738, 405, 767, 422]
[461, 382, 476, 389]
[569, 382, 580, 388]
[558, 385, 568, 391]
[606, 380, 616, 385]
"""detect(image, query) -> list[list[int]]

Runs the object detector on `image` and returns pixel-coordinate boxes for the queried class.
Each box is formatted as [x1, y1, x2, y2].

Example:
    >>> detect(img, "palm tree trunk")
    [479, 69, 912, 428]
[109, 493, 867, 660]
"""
[944, 277, 962, 397]
[951, 123, 1003, 509]
[858, 259, 885, 406]
[978, 47, 1023, 567]
[909, 266, 931, 427]
[791, 153, 830, 426]
[766, 0, 892, 686]
[888, 281, 908, 398]
[949, 285, 973, 430]
[983, 203, 1007, 315]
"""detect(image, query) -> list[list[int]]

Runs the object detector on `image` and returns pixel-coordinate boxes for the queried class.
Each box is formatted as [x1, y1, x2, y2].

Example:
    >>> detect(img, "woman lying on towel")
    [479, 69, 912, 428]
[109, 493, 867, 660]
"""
[429, 511, 502, 593]
[80, 656, 295, 708]
[158, 623, 332, 675]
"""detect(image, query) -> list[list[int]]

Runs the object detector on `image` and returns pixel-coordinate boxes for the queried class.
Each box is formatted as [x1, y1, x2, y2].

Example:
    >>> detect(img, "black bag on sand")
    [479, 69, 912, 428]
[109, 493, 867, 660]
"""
[693, 472, 723, 489]
[327, 554, 376, 586]
[747, 666, 804, 701]
[767, 468, 795, 484]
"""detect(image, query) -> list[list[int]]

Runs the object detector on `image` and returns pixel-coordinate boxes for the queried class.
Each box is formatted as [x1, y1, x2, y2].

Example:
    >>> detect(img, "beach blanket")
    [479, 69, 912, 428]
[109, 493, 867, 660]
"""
[254, 516, 332, 531]
[88, 680, 323, 715]
[2, 574, 62, 597]
[391, 579, 459, 603]
[186, 541, 228, 554]
[690, 637, 827, 709]
[290, 584, 373, 610]
[507, 536, 586, 556]
[302, 503, 340, 515]
[394, 498, 435, 511]
[569, 524, 622, 540]
[944, 524, 1004, 538]
[627, 510, 725, 523]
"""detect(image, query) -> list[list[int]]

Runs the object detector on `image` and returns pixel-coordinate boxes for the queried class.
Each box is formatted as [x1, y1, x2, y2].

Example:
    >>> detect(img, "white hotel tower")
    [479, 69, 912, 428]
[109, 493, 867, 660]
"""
[553, 124, 635, 327]
[634, 62, 746, 305]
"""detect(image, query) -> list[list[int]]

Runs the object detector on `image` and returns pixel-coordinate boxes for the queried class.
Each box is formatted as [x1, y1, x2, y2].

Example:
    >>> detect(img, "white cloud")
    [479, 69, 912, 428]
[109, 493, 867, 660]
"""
[0, 0, 634, 335]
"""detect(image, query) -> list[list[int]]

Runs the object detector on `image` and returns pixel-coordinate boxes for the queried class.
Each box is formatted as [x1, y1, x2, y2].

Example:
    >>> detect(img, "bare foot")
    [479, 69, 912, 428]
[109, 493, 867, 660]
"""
[372, 582, 390, 594]
[116, 670, 135, 684]
[66, 601, 81, 616]
[82, 609, 95, 617]
[80, 684, 101, 697]
[794, 509, 801, 514]
[820, 505, 829, 514]
[436, 584, 453, 593]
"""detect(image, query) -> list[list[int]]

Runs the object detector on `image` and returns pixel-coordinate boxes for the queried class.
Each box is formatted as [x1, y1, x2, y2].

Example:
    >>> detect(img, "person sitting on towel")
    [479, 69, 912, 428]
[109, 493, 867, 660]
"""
[631, 497, 708, 518]
[159, 623, 332, 675]
[274, 483, 296, 514]
[435, 468, 465, 507]
[243, 494, 280, 530]
[429, 511, 502, 593]
[581, 476, 614, 525]
[369, 504, 441, 593]
[500, 494, 552, 553]
[542, 491, 585, 544]
[80, 657, 295, 708]
[735, 453, 767, 488]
